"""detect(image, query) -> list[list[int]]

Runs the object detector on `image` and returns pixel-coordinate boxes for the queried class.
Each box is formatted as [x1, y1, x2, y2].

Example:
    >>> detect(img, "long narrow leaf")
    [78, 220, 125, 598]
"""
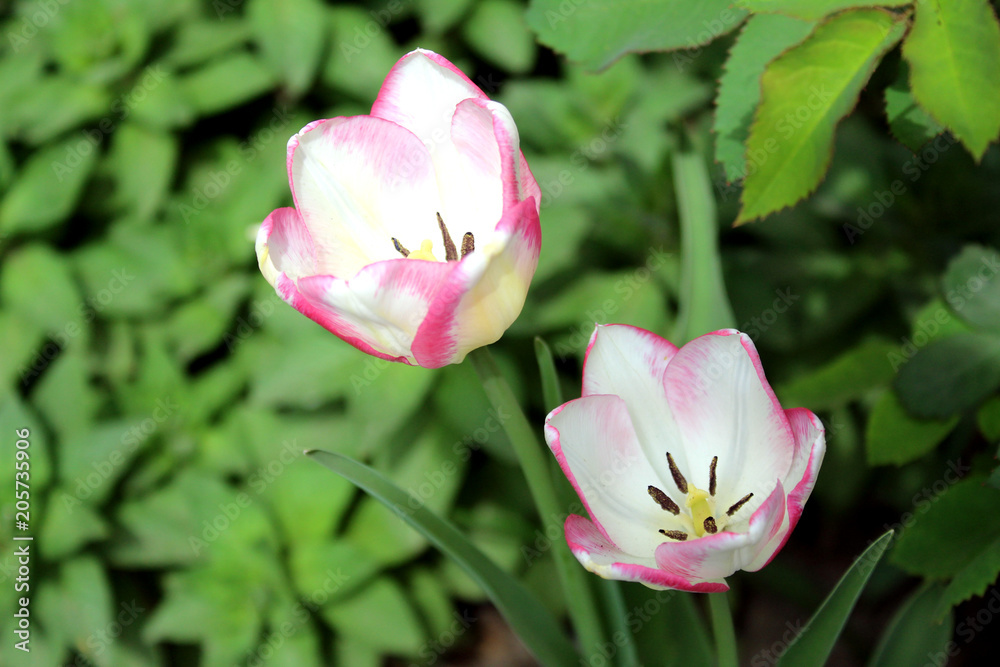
[307, 449, 578, 666]
[777, 530, 894, 667]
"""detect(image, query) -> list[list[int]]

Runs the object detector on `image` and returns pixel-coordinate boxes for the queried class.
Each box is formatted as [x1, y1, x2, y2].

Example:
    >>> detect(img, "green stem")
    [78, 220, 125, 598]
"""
[468, 345, 606, 661]
[709, 591, 738, 667]
[597, 579, 640, 667]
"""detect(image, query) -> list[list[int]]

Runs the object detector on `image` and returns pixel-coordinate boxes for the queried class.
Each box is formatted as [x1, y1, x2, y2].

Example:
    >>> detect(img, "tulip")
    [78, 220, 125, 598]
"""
[544, 324, 825, 592]
[256, 49, 541, 367]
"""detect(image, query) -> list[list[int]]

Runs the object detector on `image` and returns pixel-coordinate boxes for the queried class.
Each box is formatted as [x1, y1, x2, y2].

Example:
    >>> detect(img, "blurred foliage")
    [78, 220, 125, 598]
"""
[0, 0, 999, 666]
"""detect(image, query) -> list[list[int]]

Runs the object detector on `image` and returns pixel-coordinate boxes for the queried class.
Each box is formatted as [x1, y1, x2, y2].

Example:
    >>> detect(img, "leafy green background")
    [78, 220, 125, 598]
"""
[2, 0, 1000, 665]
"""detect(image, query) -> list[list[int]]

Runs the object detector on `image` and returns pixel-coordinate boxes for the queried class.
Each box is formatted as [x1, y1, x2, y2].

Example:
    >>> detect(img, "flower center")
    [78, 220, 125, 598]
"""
[392, 213, 474, 262]
[647, 453, 754, 542]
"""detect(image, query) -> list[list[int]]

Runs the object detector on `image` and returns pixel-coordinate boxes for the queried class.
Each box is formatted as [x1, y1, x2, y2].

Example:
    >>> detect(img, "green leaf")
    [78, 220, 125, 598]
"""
[672, 145, 737, 344]
[736, 9, 907, 223]
[737, 0, 911, 21]
[247, 0, 326, 96]
[323, 578, 426, 655]
[0, 244, 81, 337]
[38, 491, 109, 560]
[104, 123, 178, 220]
[33, 351, 100, 442]
[323, 7, 401, 101]
[35, 557, 113, 656]
[463, 0, 536, 73]
[941, 244, 1000, 334]
[165, 18, 252, 68]
[976, 395, 1000, 442]
[776, 530, 894, 667]
[885, 60, 945, 152]
[714, 13, 816, 183]
[937, 537, 1000, 617]
[0, 136, 99, 235]
[865, 390, 958, 466]
[894, 332, 1000, 418]
[892, 477, 1000, 578]
[58, 420, 150, 505]
[307, 449, 579, 666]
[776, 339, 897, 410]
[525, 0, 747, 70]
[416, 0, 473, 33]
[534, 336, 564, 410]
[179, 53, 275, 116]
[902, 0, 1000, 160]
[868, 583, 953, 667]
[163, 274, 250, 363]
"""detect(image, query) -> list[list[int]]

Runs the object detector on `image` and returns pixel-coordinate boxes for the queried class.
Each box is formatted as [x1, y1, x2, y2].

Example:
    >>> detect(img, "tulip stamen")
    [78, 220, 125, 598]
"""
[461, 232, 475, 257]
[666, 452, 688, 494]
[437, 212, 459, 261]
[703, 517, 718, 534]
[659, 529, 688, 541]
[392, 237, 410, 257]
[726, 493, 754, 517]
[648, 485, 680, 515]
[709, 456, 718, 496]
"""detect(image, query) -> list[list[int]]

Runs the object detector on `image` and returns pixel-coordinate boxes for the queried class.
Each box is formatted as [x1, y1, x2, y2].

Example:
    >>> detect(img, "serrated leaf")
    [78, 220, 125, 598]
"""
[525, 0, 747, 71]
[885, 60, 945, 152]
[737, 0, 911, 21]
[940, 244, 1000, 334]
[868, 583, 953, 667]
[894, 332, 1000, 418]
[866, 390, 958, 466]
[777, 530, 894, 667]
[937, 537, 1000, 618]
[0, 136, 99, 234]
[902, 0, 1000, 160]
[247, 0, 326, 96]
[892, 477, 1000, 578]
[737, 9, 907, 223]
[715, 13, 816, 183]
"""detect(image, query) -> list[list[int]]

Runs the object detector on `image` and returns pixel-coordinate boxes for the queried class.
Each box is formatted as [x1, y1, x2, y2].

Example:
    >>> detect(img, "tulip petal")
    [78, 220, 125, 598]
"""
[290, 257, 458, 364]
[565, 514, 728, 592]
[545, 394, 686, 557]
[654, 481, 786, 583]
[287, 115, 443, 278]
[580, 324, 683, 501]
[371, 49, 488, 150]
[256, 206, 318, 289]
[747, 408, 826, 570]
[412, 197, 540, 367]
[663, 331, 795, 513]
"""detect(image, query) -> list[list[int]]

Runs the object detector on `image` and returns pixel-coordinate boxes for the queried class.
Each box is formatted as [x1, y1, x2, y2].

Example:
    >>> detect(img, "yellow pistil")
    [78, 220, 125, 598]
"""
[686, 485, 716, 537]
[407, 239, 437, 261]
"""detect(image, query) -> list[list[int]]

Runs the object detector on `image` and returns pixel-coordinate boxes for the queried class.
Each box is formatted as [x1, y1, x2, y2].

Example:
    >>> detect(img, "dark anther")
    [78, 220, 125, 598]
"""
[461, 232, 475, 258]
[648, 485, 680, 515]
[709, 456, 718, 497]
[392, 237, 410, 257]
[726, 493, 754, 517]
[666, 452, 688, 494]
[703, 517, 718, 534]
[437, 212, 458, 261]
[659, 529, 688, 541]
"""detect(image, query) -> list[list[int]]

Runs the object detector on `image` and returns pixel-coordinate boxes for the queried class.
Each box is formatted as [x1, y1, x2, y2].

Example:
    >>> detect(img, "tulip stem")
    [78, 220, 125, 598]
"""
[468, 345, 606, 662]
[708, 591, 738, 667]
